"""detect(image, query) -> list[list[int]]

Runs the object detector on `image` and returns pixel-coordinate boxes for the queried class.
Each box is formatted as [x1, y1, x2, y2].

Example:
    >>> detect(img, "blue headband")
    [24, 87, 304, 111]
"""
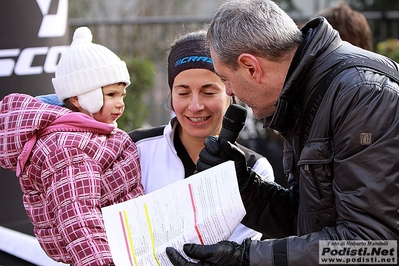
[167, 39, 215, 90]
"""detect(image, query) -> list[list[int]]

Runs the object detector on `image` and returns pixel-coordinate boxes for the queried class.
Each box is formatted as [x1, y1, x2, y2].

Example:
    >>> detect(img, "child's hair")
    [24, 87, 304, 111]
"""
[52, 27, 130, 114]
[63, 98, 80, 112]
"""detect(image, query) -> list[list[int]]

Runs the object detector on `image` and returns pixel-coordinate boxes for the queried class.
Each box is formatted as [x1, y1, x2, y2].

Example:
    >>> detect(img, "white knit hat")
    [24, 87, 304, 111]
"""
[52, 26, 130, 113]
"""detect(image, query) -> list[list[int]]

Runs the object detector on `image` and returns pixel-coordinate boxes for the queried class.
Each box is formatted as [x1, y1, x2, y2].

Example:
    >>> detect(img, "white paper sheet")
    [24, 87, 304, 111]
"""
[102, 161, 246, 266]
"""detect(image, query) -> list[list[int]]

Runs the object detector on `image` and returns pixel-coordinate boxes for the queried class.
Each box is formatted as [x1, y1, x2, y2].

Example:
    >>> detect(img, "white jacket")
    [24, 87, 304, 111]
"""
[129, 118, 275, 242]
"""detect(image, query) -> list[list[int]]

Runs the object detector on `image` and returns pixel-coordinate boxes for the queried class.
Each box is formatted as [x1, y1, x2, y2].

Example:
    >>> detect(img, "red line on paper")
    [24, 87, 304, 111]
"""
[188, 184, 204, 245]
[119, 211, 134, 266]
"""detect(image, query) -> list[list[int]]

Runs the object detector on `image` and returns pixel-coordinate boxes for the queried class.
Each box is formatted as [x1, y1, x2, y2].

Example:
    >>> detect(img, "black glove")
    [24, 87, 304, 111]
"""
[196, 136, 249, 185]
[166, 238, 251, 266]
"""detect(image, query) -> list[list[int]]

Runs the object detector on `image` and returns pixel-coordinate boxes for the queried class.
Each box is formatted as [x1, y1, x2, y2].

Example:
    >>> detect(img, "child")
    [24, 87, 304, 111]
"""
[0, 27, 144, 266]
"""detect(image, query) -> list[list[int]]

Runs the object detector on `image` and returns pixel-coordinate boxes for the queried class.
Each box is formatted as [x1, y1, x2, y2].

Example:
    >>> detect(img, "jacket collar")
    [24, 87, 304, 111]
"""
[265, 17, 340, 136]
[164, 116, 179, 154]
[39, 112, 117, 137]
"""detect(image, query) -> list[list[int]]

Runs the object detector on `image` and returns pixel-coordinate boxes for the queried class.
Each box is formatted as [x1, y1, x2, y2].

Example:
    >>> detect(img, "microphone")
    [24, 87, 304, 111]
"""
[219, 104, 247, 143]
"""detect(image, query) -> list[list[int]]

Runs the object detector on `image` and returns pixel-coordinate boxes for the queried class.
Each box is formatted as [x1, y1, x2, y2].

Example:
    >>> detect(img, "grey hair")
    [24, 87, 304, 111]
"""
[207, 0, 303, 69]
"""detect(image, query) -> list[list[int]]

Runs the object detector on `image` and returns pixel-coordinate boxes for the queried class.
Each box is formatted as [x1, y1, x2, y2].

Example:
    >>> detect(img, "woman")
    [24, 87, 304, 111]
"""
[129, 30, 274, 242]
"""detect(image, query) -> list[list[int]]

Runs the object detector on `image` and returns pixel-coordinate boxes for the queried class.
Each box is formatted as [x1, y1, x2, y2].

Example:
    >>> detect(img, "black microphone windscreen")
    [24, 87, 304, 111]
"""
[219, 104, 247, 143]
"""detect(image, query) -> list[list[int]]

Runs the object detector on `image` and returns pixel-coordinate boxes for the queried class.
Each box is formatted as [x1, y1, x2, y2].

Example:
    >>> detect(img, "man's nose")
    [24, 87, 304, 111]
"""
[225, 84, 234, 96]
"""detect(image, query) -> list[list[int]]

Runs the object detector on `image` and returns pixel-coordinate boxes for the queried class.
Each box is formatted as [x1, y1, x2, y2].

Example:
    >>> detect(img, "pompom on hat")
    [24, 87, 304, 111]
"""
[52, 26, 130, 113]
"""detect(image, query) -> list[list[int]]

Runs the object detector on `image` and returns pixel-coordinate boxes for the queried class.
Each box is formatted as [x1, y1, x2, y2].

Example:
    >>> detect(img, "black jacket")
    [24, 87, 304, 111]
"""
[243, 17, 399, 265]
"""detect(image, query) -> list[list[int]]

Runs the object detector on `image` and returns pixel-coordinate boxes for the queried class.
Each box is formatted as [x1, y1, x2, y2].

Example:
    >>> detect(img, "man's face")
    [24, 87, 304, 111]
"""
[210, 48, 285, 120]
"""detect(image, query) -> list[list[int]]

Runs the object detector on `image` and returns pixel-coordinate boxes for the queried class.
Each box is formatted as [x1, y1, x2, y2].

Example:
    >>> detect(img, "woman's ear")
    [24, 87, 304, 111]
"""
[237, 53, 263, 82]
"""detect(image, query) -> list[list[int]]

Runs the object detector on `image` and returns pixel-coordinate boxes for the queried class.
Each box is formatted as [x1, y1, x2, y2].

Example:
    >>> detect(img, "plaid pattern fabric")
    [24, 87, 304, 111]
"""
[0, 94, 144, 266]
[0, 93, 70, 172]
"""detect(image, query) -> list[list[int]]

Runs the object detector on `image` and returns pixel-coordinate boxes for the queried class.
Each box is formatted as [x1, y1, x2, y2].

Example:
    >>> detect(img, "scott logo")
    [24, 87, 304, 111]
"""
[0, 46, 68, 76]
[0, 0, 69, 77]
[37, 0, 68, 37]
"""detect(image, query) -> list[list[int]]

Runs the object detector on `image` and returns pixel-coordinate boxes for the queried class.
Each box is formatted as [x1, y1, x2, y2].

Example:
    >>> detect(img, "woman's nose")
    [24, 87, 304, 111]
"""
[188, 96, 204, 111]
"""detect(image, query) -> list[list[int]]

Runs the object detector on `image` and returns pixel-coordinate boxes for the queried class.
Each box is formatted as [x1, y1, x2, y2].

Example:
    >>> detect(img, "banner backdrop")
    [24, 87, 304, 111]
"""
[0, 0, 69, 258]
[0, 0, 69, 98]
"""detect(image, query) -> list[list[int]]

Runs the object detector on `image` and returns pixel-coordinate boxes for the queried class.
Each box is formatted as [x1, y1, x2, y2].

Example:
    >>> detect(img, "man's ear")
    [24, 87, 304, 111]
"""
[237, 53, 263, 82]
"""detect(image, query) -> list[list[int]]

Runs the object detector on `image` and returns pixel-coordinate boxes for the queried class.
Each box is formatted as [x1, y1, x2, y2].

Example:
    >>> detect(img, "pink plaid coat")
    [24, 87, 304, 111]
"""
[0, 93, 144, 266]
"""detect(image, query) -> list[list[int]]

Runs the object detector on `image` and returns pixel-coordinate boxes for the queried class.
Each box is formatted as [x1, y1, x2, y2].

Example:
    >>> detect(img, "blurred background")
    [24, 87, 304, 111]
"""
[66, 0, 399, 187]
[1, 0, 399, 265]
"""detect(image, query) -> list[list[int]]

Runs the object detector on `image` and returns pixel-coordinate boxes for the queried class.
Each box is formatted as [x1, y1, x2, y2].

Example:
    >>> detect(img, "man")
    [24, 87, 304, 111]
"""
[166, 0, 399, 265]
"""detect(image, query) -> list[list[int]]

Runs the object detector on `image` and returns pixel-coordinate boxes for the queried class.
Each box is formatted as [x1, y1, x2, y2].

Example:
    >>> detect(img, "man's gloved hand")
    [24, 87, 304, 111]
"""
[196, 136, 249, 184]
[166, 238, 251, 266]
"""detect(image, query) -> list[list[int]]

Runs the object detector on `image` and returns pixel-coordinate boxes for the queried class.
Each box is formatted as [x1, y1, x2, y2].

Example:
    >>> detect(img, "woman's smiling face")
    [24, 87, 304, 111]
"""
[171, 68, 231, 140]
